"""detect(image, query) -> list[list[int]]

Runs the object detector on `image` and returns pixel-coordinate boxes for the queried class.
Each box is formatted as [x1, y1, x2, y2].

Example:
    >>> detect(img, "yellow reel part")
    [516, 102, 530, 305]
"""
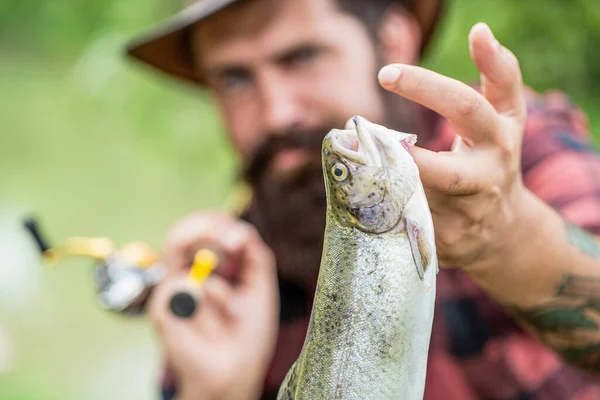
[43, 237, 116, 265]
[189, 249, 219, 285]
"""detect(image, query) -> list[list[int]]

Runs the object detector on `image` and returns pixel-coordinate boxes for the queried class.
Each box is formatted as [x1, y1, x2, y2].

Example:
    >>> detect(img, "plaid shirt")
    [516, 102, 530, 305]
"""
[162, 88, 600, 400]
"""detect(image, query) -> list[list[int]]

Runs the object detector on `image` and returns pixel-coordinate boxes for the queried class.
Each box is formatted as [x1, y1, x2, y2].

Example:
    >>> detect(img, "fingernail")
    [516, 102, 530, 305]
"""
[378, 65, 402, 86]
[482, 23, 500, 49]
[472, 22, 500, 51]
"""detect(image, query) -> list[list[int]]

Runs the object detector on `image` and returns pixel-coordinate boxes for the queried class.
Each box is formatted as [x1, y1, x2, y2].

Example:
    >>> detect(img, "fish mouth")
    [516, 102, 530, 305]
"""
[329, 116, 382, 166]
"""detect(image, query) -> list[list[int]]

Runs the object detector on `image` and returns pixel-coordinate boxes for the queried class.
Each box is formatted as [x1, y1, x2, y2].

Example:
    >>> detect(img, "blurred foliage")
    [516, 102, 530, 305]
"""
[0, 0, 599, 399]
[425, 0, 600, 138]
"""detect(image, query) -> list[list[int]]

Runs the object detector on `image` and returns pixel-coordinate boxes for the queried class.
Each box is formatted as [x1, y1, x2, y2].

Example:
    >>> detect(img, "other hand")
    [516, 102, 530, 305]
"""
[148, 212, 279, 400]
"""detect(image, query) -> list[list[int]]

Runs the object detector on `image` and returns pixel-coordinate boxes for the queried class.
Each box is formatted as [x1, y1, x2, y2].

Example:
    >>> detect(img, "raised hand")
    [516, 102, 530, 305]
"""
[378, 22, 527, 269]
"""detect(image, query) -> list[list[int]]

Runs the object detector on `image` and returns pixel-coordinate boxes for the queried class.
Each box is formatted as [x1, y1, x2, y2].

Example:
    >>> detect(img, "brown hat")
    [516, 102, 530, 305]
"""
[125, 0, 444, 85]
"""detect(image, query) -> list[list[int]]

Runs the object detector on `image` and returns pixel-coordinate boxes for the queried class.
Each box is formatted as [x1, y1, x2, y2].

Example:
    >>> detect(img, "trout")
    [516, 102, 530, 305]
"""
[277, 116, 438, 400]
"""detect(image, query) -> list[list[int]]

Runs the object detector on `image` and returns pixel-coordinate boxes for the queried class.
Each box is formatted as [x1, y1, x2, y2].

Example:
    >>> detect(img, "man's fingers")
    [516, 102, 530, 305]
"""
[164, 211, 242, 275]
[469, 23, 526, 123]
[167, 214, 276, 304]
[410, 147, 475, 194]
[203, 276, 236, 320]
[236, 227, 277, 294]
[410, 146, 501, 195]
[378, 63, 501, 144]
[220, 225, 279, 325]
[148, 274, 236, 340]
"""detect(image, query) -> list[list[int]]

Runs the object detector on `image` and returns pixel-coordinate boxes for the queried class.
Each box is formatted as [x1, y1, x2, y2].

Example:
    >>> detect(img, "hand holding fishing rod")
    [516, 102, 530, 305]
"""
[147, 212, 279, 400]
[23, 212, 279, 399]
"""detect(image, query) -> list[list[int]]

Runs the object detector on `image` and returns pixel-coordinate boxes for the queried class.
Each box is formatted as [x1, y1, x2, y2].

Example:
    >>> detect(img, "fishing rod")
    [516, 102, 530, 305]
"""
[22, 217, 220, 319]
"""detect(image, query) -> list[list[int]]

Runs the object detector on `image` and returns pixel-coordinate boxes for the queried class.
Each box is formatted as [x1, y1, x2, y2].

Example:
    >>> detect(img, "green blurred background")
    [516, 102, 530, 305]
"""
[1, 0, 599, 398]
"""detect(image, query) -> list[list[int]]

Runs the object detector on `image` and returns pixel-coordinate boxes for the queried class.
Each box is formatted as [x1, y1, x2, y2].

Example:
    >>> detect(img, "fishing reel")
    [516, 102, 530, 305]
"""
[22, 217, 220, 318]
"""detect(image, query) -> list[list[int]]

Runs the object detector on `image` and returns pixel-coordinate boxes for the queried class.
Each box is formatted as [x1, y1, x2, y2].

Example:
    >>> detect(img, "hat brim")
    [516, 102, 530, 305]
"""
[125, 0, 444, 86]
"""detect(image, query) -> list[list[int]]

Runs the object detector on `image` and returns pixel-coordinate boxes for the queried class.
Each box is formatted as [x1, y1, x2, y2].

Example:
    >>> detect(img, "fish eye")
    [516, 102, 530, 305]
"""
[331, 163, 348, 181]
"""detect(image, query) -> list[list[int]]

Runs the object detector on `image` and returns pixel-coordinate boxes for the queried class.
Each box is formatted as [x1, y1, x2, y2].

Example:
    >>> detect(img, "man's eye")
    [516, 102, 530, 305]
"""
[286, 47, 321, 68]
[221, 71, 252, 91]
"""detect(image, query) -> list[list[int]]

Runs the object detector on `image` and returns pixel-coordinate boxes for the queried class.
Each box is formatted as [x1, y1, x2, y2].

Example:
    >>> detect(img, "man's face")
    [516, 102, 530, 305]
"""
[191, 0, 417, 286]
[192, 0, 386, 177]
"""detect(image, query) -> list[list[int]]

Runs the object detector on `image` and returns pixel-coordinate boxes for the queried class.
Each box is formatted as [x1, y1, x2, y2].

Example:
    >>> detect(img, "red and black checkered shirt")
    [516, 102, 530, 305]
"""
[162, 88, 600, 400]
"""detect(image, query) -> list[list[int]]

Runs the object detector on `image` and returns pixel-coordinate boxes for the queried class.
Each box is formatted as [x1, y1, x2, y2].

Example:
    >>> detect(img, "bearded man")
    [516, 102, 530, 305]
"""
[124, 0, 600, 398]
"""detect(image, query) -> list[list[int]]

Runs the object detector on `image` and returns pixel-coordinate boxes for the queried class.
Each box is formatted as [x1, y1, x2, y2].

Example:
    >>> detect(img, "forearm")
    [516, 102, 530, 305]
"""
[468, 188, 600, 376]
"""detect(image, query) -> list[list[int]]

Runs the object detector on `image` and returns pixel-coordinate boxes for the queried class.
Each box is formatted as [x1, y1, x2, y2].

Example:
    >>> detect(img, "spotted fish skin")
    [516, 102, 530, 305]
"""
[277, 116, 437, 400]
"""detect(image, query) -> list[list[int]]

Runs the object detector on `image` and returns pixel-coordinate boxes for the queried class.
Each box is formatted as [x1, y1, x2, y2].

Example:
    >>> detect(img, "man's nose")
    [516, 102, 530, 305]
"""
[259, 77, 302, 136]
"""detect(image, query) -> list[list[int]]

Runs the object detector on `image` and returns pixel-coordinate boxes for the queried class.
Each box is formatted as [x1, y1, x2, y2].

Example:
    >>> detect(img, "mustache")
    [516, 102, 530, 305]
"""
[243, 127, 331, 184]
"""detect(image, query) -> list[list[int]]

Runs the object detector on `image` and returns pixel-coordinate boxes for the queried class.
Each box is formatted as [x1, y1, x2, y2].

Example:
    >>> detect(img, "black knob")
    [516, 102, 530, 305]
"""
[169, 292, 198, 318]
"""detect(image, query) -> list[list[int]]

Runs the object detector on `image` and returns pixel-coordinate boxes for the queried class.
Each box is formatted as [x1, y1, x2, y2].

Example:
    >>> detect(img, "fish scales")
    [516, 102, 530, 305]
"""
[278, 116, 437, 400]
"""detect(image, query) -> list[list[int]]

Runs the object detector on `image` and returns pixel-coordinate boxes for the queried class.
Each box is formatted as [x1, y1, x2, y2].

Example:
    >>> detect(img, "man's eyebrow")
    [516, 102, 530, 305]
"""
[201, 42, 327, 80]
[270, 42, 326, 64]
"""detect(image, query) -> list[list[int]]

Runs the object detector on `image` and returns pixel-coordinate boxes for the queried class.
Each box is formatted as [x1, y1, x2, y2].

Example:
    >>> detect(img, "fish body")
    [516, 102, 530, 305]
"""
[277, 117, 437, 400]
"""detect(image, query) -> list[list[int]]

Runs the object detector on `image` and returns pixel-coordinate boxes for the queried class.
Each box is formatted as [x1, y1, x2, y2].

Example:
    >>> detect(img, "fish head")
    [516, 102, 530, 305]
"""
[322, 116, 420, 234]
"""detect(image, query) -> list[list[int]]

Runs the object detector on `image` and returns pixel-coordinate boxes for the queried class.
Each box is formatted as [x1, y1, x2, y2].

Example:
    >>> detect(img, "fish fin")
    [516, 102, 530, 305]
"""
[277, 359, 301, 400]
[406, 217, 434, 281]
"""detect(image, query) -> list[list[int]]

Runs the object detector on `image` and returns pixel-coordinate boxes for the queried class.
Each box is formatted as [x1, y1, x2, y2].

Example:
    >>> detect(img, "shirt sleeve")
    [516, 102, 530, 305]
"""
[521, 89, 600, 234]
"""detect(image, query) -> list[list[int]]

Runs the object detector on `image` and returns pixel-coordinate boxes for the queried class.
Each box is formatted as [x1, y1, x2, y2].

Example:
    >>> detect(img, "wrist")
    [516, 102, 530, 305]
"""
[179, 382, 210, 400]
[467, 186, 575, 309]
[466, 188, 548, 298]
[177, 360, 266, 400]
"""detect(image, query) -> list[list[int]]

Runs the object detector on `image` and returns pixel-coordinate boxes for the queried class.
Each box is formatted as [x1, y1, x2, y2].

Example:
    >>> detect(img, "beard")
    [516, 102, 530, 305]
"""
[242, 127, 330, 288]
[241, 91, 418, 290]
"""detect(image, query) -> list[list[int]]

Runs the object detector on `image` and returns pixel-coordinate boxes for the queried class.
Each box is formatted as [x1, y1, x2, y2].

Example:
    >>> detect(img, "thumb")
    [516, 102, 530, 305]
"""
[234, 226, 278, 302]
[409, 146, 495, 196]
[227, 227, 279, 335]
